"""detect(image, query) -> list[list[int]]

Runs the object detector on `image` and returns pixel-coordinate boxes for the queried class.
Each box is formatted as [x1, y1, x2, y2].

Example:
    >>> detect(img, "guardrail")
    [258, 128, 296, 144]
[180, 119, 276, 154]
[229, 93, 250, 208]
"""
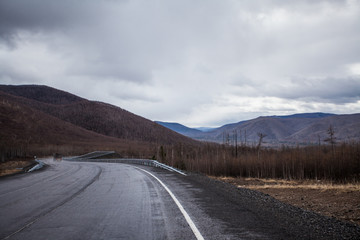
[64, 157, 187, 176]
[27, 159, 45, 172]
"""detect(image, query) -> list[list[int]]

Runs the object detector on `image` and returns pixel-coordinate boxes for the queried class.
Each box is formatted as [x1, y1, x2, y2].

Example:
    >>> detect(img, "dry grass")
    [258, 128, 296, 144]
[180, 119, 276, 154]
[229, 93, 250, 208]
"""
[234, 178, 360, 192]
[213, 176, 360, 226]
[0, 160, 34, 177]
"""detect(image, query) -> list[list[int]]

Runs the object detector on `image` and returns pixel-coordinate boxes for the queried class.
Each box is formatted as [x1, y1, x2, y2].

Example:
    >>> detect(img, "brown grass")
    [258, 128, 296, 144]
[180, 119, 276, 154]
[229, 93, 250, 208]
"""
[0, 159, 34, 176]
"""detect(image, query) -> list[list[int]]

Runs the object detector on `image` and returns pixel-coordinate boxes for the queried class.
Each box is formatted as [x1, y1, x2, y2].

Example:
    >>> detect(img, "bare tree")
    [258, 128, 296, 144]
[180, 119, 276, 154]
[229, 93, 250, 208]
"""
[233, 130, 238, 157]
[257, 133, 267, 160]
[324, 125, 336, 158]
[244, 129, 247, 147]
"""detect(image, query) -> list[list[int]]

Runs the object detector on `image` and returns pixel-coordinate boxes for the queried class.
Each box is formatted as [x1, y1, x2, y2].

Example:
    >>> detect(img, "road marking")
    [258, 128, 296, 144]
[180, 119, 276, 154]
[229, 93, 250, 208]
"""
[135, 167, 205, 240]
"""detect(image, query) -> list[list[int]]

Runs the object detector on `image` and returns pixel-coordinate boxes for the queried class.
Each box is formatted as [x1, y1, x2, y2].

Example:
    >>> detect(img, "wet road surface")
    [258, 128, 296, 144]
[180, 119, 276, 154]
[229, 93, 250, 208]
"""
[1, 159, 359, 239]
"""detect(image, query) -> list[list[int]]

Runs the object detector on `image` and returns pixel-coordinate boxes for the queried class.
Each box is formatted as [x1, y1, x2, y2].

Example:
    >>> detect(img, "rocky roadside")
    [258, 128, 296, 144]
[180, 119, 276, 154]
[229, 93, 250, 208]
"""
[186, 173, 360, 239]
[214, 177, 360, 226]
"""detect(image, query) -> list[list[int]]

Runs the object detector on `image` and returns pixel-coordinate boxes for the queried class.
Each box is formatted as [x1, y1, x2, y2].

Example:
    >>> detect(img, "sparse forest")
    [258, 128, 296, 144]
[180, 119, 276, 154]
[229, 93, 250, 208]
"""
[157, 140, 360, 182]
[156, 127, 360, 182]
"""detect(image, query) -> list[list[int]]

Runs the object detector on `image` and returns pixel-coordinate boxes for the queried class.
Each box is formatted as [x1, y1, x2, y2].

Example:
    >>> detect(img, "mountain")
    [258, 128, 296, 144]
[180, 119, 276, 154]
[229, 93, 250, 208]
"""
[194, 127, 216, 132]
[159, 113, 360, 145]
[155, 121, 203, 137]
[155, 121, 217, 140]
[1, 84, 358, 156]
[273, 113, 335, 119]
[0, 85, 198, 159]
[0, 89, 140, 159]
[0, 90, 122, 144]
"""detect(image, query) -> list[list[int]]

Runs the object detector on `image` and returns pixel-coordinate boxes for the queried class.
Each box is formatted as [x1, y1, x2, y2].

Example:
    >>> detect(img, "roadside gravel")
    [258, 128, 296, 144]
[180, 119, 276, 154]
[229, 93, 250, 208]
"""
[185, 172, 360, 239]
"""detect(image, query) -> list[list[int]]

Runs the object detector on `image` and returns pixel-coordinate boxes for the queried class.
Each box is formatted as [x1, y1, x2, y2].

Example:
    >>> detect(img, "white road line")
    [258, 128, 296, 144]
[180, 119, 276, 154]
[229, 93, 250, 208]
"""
[135, 167, 205, 240]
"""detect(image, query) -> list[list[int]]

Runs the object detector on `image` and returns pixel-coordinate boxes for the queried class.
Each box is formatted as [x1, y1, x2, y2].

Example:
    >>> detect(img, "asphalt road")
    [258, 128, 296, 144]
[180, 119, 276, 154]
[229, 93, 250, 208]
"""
[0, 159, 359, 240]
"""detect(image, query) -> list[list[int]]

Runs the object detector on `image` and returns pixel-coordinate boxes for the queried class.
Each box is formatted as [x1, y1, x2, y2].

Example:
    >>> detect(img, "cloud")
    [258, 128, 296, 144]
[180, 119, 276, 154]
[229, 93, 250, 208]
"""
[0, 0, 102, 38]
[272, 77, 360, 103]
[1, 0, 360, 126]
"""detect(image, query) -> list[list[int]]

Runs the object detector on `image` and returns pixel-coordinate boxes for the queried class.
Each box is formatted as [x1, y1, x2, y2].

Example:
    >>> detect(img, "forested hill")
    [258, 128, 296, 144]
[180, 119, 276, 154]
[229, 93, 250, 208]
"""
[0, 85, 198, 155]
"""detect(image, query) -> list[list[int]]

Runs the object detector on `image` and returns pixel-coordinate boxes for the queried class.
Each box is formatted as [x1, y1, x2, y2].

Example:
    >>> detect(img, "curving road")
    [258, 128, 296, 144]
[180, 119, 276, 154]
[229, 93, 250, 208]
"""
[0, 160, 202, 240]
[0, 159, 359, 240]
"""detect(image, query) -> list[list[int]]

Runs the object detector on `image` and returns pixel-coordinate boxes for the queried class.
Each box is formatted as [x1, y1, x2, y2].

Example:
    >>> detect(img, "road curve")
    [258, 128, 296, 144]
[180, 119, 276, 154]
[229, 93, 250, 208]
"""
[1, 159, 359, 240]
[0, 159, 200, 240]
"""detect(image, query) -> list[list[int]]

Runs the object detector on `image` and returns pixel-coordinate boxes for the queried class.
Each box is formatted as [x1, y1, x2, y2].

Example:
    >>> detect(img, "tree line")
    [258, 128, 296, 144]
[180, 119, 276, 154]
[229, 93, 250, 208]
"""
[2, 125, 359, 182]
[156, 126, 360, 182]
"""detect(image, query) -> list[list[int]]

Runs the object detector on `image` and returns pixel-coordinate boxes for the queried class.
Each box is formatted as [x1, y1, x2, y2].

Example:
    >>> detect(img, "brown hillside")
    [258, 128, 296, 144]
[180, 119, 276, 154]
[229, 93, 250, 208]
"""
[0, 85, 84, 105]
[0, 91, 149, 154]
[0, 85, 197, 145]
[189, 114, 360, 145]
[43, 101, 195, 144]
[286, 114, 360, 143]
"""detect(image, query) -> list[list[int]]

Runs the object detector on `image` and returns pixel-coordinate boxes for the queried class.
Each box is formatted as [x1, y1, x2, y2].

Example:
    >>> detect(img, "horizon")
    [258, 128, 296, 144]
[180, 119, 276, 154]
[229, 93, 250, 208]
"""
[148, 111, 357, 129]
[1, 0, 360, 127]
[2, 83, 359, 129]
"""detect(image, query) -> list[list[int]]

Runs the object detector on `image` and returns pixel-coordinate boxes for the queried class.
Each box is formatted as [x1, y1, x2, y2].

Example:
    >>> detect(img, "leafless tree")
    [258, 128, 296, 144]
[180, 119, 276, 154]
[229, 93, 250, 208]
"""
[324, 125, 336, 158]
[257, 133, 267, 160]
[233, 130, 238, 157]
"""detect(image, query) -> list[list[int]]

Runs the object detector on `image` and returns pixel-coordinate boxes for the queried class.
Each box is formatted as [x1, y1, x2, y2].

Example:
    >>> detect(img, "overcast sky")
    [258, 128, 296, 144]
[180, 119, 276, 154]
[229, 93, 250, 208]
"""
[1, 0, 360, 127]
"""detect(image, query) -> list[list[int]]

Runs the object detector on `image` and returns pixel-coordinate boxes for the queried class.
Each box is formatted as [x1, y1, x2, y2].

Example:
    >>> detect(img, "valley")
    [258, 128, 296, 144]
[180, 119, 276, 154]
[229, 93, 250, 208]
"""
[157, 113, 360, 146]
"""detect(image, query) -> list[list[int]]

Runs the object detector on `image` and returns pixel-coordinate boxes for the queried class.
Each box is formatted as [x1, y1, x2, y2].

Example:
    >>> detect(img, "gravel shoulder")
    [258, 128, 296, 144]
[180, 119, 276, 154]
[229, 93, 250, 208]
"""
[182, 173, 360, 239]
[213, 177, 360, 226]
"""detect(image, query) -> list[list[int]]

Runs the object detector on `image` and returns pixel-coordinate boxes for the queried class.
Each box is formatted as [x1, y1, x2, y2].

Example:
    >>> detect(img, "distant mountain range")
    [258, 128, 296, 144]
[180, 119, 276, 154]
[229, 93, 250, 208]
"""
[157, 113, 360, 145]
[155, 121, 204, 138]
[1, 84, 359, 155]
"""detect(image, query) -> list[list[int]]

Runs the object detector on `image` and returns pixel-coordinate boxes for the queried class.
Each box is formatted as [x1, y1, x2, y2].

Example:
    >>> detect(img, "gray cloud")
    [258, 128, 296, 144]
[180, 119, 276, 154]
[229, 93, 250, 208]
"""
[0, 0, 101, 39]
[0, 61, 39, 83]
[0, 0, 360, 126]
[264, 77, 360, 104]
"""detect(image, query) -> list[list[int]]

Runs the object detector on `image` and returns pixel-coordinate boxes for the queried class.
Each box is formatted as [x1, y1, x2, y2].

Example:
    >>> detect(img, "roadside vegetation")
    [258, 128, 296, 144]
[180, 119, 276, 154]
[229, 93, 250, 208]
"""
[160, 141, 360, 182]
[0, 158, 35, 176]
[161, 138, 360, 225]
[1, 138, 359, 182]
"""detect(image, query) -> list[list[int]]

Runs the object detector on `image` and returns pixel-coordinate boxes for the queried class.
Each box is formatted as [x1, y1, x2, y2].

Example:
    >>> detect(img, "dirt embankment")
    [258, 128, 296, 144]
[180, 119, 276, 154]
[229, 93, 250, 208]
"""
[213, 176, 360, 226]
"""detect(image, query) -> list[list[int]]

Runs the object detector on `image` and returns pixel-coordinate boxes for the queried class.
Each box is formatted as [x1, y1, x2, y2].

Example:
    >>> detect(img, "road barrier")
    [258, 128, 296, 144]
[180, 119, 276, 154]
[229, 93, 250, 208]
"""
[27, 159, 45, 172]
[64, 157, 187, 176]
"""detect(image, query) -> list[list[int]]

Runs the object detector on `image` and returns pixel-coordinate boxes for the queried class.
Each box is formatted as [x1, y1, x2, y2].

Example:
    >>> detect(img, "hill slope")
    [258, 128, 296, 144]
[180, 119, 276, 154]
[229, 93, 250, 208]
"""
[0, 90, 141, 155]
[0, 85, 196, 145]
[0, 85, 199, 160]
